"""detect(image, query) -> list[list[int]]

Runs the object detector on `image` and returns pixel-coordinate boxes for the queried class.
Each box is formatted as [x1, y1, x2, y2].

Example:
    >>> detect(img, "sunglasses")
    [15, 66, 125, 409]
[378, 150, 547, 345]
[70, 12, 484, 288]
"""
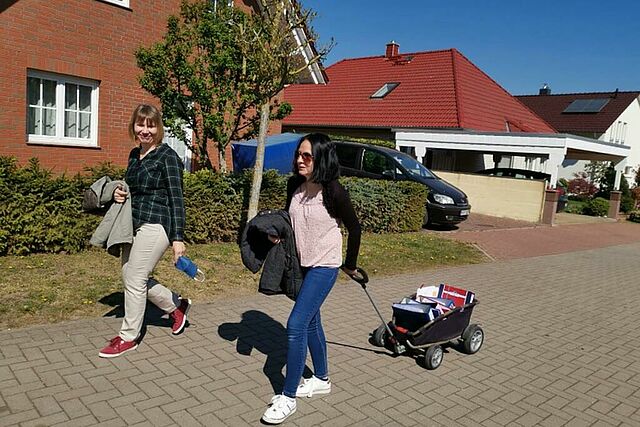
[296, 151, 314, 164]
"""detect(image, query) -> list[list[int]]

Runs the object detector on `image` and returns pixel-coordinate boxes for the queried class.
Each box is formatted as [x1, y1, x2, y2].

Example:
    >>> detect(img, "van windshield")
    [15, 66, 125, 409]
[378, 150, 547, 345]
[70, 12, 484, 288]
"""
[391, 153, 435, 179]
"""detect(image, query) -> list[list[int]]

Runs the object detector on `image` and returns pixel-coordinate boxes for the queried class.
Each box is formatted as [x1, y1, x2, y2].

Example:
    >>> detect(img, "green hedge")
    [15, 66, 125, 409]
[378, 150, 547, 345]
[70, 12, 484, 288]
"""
[341, 177, 426, 233]
[0, 157, 427, 255]
[628, 210, 640, 223]
[582, 197, 609, 217]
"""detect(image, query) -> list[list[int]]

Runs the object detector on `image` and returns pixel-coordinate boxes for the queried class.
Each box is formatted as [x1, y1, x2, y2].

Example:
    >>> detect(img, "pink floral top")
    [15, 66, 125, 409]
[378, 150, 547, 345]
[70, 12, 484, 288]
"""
[289, 185, 342, 267]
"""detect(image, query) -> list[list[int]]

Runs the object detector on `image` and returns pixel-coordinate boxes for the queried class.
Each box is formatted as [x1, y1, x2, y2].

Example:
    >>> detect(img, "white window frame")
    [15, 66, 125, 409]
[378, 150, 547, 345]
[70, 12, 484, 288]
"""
[27, 70, 99, 148]
[100, 0, 130, 8]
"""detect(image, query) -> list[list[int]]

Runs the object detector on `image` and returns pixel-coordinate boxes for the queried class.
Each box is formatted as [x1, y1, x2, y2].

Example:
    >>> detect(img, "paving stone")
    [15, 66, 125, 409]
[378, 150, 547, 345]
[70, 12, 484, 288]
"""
[1, 239, 640, 426]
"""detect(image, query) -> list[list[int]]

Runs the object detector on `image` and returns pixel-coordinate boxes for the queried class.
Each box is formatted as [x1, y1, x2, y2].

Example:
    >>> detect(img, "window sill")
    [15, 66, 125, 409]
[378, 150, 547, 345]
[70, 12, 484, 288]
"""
[27, 138, 100, 149]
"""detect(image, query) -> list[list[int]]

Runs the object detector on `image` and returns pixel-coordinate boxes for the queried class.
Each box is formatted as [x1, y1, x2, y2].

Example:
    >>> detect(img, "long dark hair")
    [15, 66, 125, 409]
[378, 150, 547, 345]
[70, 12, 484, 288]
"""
[292, 133, 340, 217]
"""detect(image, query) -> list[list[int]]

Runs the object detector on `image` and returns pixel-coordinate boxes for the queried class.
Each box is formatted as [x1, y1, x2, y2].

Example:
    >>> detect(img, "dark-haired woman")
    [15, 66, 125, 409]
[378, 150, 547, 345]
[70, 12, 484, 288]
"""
[262, 133, 361, 424]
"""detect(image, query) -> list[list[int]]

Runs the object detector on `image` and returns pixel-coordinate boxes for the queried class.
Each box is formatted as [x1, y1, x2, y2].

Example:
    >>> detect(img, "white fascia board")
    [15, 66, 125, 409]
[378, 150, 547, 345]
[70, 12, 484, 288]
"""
[564, 134, 629, 157]
[394, 129, 629, 159]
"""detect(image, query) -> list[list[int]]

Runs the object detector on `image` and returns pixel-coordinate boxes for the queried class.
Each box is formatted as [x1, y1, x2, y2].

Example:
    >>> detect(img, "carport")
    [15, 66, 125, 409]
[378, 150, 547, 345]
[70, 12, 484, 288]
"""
[394, 129, 630, 223]
[394, 129, 630, 189]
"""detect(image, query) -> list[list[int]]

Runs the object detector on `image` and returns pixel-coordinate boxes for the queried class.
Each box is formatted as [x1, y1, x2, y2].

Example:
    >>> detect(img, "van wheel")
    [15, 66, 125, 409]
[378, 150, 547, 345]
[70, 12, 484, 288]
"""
[423, 210, 432, 227]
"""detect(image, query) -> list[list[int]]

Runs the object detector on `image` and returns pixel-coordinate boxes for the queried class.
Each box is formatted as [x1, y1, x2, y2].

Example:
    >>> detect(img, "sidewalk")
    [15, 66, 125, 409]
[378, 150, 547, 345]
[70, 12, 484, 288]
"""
[2, 240, 640, 426]
[438, 218, 640, 261]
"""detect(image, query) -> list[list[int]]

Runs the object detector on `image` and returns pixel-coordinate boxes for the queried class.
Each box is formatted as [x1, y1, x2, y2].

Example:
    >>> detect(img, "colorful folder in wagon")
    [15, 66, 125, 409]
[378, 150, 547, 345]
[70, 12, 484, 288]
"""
[416, 283, 475, 307]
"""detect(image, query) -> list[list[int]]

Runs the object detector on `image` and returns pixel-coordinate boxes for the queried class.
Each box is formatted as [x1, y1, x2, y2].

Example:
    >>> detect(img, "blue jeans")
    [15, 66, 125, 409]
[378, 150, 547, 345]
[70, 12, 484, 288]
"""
[282, 267, 339, 398]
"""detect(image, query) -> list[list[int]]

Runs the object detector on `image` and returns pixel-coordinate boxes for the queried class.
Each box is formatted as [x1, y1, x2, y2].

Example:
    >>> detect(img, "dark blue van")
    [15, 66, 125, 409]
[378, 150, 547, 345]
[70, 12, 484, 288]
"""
[335, 141, 470, 226]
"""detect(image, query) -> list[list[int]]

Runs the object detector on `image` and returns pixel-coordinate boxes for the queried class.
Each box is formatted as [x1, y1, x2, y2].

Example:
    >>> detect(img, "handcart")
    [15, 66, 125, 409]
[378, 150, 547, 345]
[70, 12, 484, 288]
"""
[348, 268, 484, 370]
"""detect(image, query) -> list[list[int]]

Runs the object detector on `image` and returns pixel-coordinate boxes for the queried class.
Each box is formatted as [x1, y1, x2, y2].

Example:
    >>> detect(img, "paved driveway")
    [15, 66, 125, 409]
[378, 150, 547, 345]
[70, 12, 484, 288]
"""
[2, 239, 640, 426]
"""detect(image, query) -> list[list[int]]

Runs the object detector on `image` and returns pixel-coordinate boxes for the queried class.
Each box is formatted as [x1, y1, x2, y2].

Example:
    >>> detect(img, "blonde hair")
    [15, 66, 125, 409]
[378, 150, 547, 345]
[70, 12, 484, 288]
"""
[128, 104, 165, 144]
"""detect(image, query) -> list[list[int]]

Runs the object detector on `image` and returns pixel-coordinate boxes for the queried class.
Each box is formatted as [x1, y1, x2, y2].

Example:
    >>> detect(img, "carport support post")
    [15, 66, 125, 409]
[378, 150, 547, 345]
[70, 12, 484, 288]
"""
[608, 191, 621, 219]
[542, 189, 559, 225]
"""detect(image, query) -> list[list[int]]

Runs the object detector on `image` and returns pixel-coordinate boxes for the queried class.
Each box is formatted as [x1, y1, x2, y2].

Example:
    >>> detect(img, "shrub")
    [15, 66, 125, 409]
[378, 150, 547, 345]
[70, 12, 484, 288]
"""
[621, 195, 635, 213]
[564, 200, 584, 214]
[0, 157, 100, 255]
[567, 172, 598, 201]
[0, 157, 427, 255]
[183, 169, 244, 243]
[628, 210, 640, 223]
[341, 177, 426, 233]
[582, 197, 609, 217]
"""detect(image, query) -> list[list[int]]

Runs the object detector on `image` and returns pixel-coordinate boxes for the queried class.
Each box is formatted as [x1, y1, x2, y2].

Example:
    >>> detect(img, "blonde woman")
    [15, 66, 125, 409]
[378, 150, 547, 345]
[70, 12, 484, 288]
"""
[99, 104, 191, 358]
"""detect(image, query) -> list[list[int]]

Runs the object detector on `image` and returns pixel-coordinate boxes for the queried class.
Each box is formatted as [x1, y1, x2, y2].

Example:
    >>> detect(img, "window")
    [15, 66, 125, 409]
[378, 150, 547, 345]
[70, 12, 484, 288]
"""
[27, 70, 99, 147]
[524, 156, 536, 170]
[362, 149, 394, 176]
[335, 144, 360, 169]
[621, 122, 628, 144]
[625, 166, 633, 175]
[614, 121, 622, 143]
[497, 155, 513, 168]
[370, 82, 399, 99]
[100, 0, 130, 7]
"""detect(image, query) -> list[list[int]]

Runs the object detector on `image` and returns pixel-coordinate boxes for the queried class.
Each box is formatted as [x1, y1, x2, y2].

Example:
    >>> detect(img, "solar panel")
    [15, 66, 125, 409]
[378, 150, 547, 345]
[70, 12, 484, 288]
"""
[562, 98, 610, 113]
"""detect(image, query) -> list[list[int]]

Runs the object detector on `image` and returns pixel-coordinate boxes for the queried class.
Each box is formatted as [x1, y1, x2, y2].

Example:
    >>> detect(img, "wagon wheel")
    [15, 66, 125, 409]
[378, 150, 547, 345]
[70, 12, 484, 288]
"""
[423, 345, 443, 370]
[461, 324, 484, 354]
[372, 324, 388, 347]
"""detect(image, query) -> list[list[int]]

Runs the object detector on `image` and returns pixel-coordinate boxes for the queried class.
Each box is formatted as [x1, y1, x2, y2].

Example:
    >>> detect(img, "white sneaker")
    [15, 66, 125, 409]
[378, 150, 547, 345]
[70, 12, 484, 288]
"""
[262, 394, 296, 424]
[296, 376, 331, 398]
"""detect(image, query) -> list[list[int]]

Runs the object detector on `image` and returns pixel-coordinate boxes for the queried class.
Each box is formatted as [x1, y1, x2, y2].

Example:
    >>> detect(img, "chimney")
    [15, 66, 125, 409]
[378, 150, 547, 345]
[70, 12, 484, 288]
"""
[385, 41, 399, 58]
[539, 83, 551, 95]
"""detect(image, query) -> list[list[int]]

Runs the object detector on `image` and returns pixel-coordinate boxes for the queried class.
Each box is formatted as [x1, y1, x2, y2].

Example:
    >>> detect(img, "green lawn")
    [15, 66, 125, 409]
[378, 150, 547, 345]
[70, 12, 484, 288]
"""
[0, 232, 486, 330]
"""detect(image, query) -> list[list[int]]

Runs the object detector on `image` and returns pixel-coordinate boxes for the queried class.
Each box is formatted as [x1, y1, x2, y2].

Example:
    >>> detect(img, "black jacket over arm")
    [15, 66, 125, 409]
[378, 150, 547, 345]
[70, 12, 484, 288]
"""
[240, 209, 303, 300]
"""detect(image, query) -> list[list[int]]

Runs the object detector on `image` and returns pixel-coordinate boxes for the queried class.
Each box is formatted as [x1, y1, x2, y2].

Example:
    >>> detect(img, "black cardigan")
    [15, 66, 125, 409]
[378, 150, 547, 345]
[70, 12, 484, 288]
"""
[285, 176, 361, 270]
[240, 209, 303, 300]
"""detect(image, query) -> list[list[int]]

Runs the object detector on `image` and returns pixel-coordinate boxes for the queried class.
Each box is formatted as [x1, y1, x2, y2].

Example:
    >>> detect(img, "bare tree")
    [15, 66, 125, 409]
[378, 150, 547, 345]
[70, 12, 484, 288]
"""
[240, 0, 331, 220]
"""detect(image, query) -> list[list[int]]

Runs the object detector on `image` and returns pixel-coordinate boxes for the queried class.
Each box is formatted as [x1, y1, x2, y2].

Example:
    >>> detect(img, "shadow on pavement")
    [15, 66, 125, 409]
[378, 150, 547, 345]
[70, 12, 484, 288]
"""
[218, 310, 311, 394]
[98, 288, 188, 334]
[423, 223, 459, 232]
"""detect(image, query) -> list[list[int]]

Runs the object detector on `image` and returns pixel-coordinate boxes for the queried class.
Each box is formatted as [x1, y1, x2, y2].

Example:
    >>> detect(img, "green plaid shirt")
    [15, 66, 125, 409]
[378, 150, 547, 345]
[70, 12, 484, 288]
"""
[125, 144, 185, 242]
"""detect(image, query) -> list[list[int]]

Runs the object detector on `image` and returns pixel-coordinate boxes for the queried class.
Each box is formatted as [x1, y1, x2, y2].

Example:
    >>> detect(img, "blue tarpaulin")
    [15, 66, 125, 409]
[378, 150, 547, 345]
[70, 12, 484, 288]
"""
[231, 132, 303, 174]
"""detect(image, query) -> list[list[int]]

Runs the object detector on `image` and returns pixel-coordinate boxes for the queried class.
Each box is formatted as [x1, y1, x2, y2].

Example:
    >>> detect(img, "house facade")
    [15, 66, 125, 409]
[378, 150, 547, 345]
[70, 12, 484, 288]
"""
[517, 89, 640, 184]
[0, 0, 323, 173]
[283, 43, 564, 174]
[283, 43, 630, 189]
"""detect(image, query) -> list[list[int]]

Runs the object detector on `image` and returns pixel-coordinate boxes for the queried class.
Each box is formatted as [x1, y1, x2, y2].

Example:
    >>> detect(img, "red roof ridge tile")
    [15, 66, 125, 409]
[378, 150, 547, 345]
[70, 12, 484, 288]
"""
[450, 49, 463, 128]
[325, 47, 457, 69]
[517, 90, 640, 97]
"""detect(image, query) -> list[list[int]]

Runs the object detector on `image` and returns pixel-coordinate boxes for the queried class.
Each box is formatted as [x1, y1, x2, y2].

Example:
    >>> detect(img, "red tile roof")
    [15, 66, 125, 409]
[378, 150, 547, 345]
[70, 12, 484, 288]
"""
[283, 48, 556, 133]
[516, 91, 640, 134]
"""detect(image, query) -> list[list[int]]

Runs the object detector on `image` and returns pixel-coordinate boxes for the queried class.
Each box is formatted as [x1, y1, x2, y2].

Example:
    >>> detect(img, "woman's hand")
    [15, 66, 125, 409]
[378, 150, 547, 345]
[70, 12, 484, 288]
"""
[341, 266, 357, 277]
[268, 234, 281, 244]
[172, 241, 186, 264]
[113, 187, 128, 203]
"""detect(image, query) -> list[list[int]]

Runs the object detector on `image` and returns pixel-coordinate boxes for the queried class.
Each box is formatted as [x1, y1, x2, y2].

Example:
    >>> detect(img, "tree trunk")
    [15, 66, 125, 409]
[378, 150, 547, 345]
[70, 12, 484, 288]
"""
[218, 146, 227, 173]
[247, 102, 271, 221]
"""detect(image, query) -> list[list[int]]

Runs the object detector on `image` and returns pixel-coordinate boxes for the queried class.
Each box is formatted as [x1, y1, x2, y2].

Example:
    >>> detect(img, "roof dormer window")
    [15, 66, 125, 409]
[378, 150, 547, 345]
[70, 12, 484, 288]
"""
[370, 82, 399, 99]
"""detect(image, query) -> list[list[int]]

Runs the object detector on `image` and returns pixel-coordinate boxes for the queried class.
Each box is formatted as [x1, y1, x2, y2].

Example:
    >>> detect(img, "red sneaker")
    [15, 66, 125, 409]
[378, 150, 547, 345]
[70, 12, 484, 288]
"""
[170, 298, 191, 335]
[98, 336, 138, 358]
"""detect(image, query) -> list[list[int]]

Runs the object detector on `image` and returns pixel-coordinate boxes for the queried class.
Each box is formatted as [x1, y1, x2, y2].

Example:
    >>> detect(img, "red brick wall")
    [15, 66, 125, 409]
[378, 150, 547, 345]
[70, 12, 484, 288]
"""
[0, 0, 281, 174]
[0, 0, 187, 173]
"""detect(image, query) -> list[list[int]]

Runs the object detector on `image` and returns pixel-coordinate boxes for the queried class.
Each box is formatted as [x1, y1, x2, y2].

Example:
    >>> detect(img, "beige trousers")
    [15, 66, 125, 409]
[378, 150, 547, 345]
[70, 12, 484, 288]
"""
[119, 223, 180, 341]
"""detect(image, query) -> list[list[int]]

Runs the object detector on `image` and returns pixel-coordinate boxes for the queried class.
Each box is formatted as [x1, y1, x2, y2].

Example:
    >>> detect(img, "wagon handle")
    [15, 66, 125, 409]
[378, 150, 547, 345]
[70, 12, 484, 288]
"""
[346, 267, 369, 286]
